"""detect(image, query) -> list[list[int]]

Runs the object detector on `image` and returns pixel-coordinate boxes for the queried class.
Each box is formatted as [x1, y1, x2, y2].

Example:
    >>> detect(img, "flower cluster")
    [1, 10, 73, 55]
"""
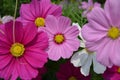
[0, 0, 80, 80]
[0, 0, 120, 80]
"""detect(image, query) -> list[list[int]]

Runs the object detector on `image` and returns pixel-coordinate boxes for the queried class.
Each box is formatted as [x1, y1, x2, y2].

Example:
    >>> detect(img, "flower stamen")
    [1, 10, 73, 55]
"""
[35, 17, 45, 27]
[69, 76, 77, 80]
[108, 27, 120, 39]
[10, 43, 25, 57]
[54, 34, 64, 44]
[118, 67, 120, 73]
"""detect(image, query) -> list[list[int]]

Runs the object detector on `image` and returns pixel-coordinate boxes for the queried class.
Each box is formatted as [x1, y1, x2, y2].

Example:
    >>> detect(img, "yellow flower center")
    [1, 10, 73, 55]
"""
[10, 43, 25, 57]
[89, 6, 93, 11]
[107, 27, 120, 39]
[34, 17, 45, 27]
[54, 34, 64, 44]
[68, 76, 77, 80]
[118, 67, 120, 73]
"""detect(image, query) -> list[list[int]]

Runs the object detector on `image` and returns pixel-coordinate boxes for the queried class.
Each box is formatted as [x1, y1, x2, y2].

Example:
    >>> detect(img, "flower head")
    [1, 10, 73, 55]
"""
[80, 0, 101, 17]
[19, 0, 62, 27]
[0, 21, 48, 80]
[43, 15, 80, 61]
[81, 0, 120, 67]
[71, 23, 106, 76]
[56, 61, 91, 80]
[103, 66, 120, 80]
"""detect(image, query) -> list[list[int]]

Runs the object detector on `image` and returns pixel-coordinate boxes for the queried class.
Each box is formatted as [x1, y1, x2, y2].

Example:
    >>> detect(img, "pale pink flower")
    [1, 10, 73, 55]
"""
[43, 15, 80, 61]
[81, 0, 120, 67]
[81, 0, 101, 17]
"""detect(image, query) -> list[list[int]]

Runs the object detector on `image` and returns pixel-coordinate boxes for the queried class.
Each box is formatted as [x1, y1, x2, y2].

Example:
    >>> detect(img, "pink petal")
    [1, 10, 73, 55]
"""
[20, 4, 35, 21]
[60, 44, 73, 59]
[110, 39, 120, 66]
[39, 0, 62, 17]
[87, 7, 110, 29]
[45, 15, 58, 33]
[65, 39, 80, 51]
[81, 2, 88, 9]
[0, 54, 13, 69]
[5, 21, 24, 43]
[0, 46, 9, 54]
[64, 26, 79, 39]
[22, 23, 37, 45]
[0, 25, 10, 46]
[0, 58, 15, 80]
[96, 38, 113, 67]
[26, 31, 48, 50]
[11, 60, 19, 80]
[104, 0, 120, 26]
[81, 23, 107, 42]
[30, 0, 41, 17]
[94, 2, 101, 7]
[48, 44, 61, 61]
[18, 58, 38, 79]
[24, 50, 48, 68]
[58, 16, 71, 32]
[88, 0, 94, 7]
[45, 4, 62, 17]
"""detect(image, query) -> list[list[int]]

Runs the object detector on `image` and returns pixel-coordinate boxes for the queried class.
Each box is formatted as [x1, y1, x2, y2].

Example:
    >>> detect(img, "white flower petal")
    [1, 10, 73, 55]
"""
[80, 40, 86, 48]
[72, 23, 81, 31]
[81, 55, 92, 76]
[71, 49, 88, 67]
[72, 23, 86, 42]
[2, 16, 14, 24]
[92, 53, 106, 74]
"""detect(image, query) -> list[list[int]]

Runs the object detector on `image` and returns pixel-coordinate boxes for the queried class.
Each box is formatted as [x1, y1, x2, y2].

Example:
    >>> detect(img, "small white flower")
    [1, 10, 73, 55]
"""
[71, 23, 106, 76]
[0, 15, 14, 24]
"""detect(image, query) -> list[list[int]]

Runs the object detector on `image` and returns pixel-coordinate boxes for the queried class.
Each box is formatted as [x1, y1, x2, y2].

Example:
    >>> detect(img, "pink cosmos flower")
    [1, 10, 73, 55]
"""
[80, 0, 101, 17]
[0, 21, 48, 80]
[56, 61, 91, 80]
[81, 0, 120, 67]
[103, 66, 120, 80]
[43, 15, 80, 61]
[18, 0, 62, 27]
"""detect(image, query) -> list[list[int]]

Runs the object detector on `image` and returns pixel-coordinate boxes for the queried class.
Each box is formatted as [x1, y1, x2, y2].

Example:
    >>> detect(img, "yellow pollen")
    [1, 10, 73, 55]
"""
[35, 17, 45, 27]
[89, 6, 93, 11]
[108, 27, 120, 39]
[118, 68, 120, 73]
[54, 34, 64, 44]
[68, 76, 77, 80]
[10, 43, 25, 57]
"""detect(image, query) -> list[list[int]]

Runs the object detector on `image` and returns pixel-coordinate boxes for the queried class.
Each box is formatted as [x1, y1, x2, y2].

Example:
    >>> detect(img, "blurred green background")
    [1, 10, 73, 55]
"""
[0, 0, 105, 80]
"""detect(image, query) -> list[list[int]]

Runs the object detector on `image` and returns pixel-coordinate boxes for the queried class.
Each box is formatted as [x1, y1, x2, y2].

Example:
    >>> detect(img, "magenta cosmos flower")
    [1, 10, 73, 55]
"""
[56, 61, 90, 80]
[43, 15, 80, 61]
[81, 0, 120, 67]
[19, 0, 62, 28]
[80, 0, 101, 17]
[103, 66, 120, 80]
[0, 21, 48, 80]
